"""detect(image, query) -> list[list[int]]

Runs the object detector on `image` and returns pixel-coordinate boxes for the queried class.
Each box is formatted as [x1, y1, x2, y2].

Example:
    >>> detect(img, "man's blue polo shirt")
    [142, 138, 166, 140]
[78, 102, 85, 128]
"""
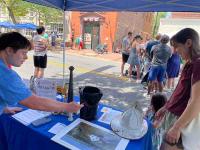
[0, 59, 32, 115]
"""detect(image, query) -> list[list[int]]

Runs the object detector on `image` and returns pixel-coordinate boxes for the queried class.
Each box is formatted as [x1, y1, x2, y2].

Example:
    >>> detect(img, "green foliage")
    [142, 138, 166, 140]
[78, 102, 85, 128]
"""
[0, 0, 63, 24]
[152, 12, 167, 37]
[12, 1, 30, 16]
[26, 2, 63, 24]
[0, 0, 30, 23]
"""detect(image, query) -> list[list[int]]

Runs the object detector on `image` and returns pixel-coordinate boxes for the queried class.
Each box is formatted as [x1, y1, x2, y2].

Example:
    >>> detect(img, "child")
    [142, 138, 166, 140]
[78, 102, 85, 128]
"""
[146, 93, 167, 150]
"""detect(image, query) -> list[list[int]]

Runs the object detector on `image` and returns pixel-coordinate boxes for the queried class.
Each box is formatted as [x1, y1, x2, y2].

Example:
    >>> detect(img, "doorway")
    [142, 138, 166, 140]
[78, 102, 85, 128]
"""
[83, 21, 100, 50]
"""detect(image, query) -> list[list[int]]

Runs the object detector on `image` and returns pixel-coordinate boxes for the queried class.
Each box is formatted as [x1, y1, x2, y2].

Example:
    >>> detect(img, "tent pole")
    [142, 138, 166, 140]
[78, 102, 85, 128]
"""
[62, 10, 66, 86]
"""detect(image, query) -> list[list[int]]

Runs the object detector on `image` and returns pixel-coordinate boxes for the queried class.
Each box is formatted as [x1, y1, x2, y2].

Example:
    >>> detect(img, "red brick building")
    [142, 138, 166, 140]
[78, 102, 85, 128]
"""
[71, 12, 153, 52]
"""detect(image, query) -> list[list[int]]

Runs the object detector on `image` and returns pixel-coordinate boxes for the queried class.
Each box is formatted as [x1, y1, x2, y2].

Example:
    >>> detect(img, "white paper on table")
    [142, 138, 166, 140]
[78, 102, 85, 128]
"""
[56, 95, 63, 99]
[34, 78, 57, 100]
[101, 107, 112, 113]
[98, 109, 122, 124]
[51, 118, 129, 150]
[12, 109, 51, 126]
[48, 123, 67, 135]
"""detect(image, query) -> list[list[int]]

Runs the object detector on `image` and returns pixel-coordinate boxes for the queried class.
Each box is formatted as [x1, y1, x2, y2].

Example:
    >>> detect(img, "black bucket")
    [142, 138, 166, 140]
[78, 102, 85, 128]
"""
[79, 86, 103, 121]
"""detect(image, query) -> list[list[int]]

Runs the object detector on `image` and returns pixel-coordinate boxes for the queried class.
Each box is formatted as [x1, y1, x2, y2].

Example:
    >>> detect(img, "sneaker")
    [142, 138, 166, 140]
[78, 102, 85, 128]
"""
[119, 74, 124, 77]
[30, 76, 34, 82]
[128, 78, 133, 82]
[143, 86, 147, 89]
[171, 87, 175, 92]
[136, 80, 141, 84]
[153, 90, 158, 93]
[30, 76, 34, 88]
[30, 76, 36, 92]
[143, 93, 151, 99]
[165, 88, 171, 93]
[119, 75, 122, 77]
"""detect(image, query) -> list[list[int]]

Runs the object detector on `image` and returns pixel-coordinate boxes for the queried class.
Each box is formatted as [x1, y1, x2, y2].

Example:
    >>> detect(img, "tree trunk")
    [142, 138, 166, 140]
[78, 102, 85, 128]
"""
[7, 6, 17, 24]
[1, 0, 17, 24]
[152, 12, 159, 37]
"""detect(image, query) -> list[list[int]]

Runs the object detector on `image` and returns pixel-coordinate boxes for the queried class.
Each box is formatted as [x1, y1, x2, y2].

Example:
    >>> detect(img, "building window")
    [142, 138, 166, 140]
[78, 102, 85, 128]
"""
[50, 23, 63, 34]
[29, 12, 34, 17]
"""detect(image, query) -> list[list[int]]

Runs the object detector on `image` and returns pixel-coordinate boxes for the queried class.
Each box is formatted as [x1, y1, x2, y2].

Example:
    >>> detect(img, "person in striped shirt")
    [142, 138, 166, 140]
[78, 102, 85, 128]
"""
[33, 26, 48, 78]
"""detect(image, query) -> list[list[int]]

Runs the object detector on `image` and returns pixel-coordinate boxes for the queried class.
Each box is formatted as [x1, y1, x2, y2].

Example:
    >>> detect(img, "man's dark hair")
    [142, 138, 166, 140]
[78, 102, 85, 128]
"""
[160, 34, 169, 44]
[0, 32, 31, 53]
[134, 35, 143, 40]
[151, 93, 167, 113]
[36, 26, 45, 34]
[128, 32, 132, 36]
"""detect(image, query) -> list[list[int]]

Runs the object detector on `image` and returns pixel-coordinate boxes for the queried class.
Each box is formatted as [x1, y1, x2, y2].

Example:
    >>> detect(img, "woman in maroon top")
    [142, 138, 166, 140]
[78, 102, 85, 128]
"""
[155, 28, 200, 150]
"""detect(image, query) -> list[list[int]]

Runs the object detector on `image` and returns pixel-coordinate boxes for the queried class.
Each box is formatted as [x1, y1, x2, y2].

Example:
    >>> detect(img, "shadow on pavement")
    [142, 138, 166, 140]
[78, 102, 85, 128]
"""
[26, 65, 150, 111]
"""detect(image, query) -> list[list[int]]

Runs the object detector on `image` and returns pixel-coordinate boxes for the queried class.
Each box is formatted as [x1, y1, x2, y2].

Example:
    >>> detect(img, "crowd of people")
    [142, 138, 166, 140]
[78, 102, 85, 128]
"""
[0, 27, 200, 150]
[120, 28, 200, 150]
[120, 31, 182, 97]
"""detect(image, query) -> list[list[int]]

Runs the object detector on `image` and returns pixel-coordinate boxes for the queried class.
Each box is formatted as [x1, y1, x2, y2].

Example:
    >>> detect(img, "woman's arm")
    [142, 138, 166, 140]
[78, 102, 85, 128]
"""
[173, 80, 200, 130]
[165, 81, 200, 144]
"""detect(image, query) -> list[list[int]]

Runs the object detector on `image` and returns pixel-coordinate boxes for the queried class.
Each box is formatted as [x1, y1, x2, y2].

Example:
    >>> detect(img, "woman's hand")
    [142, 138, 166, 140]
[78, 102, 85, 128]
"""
[165, 125, 181, 144]
[155, 106, 167, 120]
[3, 107, 22, 114]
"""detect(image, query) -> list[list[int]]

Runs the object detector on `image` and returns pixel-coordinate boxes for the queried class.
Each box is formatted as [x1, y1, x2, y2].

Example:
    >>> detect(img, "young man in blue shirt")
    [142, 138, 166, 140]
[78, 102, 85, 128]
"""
[0, 32, 82, 115]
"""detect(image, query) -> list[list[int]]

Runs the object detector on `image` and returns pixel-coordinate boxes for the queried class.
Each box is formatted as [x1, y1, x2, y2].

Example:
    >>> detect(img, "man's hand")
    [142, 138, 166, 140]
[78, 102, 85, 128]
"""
[66, 102, 84, 113]
[3, 107, 23, 114]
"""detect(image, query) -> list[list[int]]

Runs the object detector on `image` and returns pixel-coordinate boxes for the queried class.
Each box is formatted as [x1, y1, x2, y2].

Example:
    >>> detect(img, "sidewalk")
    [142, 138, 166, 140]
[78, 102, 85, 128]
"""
[65, 48, 122, 62]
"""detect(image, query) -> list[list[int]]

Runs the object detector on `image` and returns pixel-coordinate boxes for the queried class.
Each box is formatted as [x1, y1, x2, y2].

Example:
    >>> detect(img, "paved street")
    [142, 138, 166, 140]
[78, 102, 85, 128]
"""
[13, 49, 172, 112]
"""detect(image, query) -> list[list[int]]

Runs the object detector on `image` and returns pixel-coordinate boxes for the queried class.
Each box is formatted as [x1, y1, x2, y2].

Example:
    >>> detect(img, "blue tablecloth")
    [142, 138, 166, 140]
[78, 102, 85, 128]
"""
[0, 96, 153, 150]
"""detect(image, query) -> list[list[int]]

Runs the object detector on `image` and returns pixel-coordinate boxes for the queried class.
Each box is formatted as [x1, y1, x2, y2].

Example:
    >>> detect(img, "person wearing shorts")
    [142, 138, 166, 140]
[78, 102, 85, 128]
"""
[148, 65, 166, 82]
[147, 35, 172, 95]
[122, 53, 129, 63]
[127, 35, 143, 82]
[33, 54, 47, 69]
[33, 26, 48, 78]
[120, 32, 132, 76]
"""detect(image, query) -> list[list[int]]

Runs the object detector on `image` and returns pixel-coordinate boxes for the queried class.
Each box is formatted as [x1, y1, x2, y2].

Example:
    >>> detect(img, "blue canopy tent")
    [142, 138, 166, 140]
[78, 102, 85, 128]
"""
[0, 21, 15, 29]
[25, 0, 200, 82]
[14, 23, 37, 30]
[25, 0, 200, 12]
[0, 22, 37, 30]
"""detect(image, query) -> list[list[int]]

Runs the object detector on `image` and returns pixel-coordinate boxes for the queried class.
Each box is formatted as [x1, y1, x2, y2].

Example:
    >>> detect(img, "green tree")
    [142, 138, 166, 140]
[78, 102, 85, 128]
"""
[0, 0, 30, 23]
[152, 12, 167, 37]
[27, 3, 63, 25]
[0, 0, 62, 24]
